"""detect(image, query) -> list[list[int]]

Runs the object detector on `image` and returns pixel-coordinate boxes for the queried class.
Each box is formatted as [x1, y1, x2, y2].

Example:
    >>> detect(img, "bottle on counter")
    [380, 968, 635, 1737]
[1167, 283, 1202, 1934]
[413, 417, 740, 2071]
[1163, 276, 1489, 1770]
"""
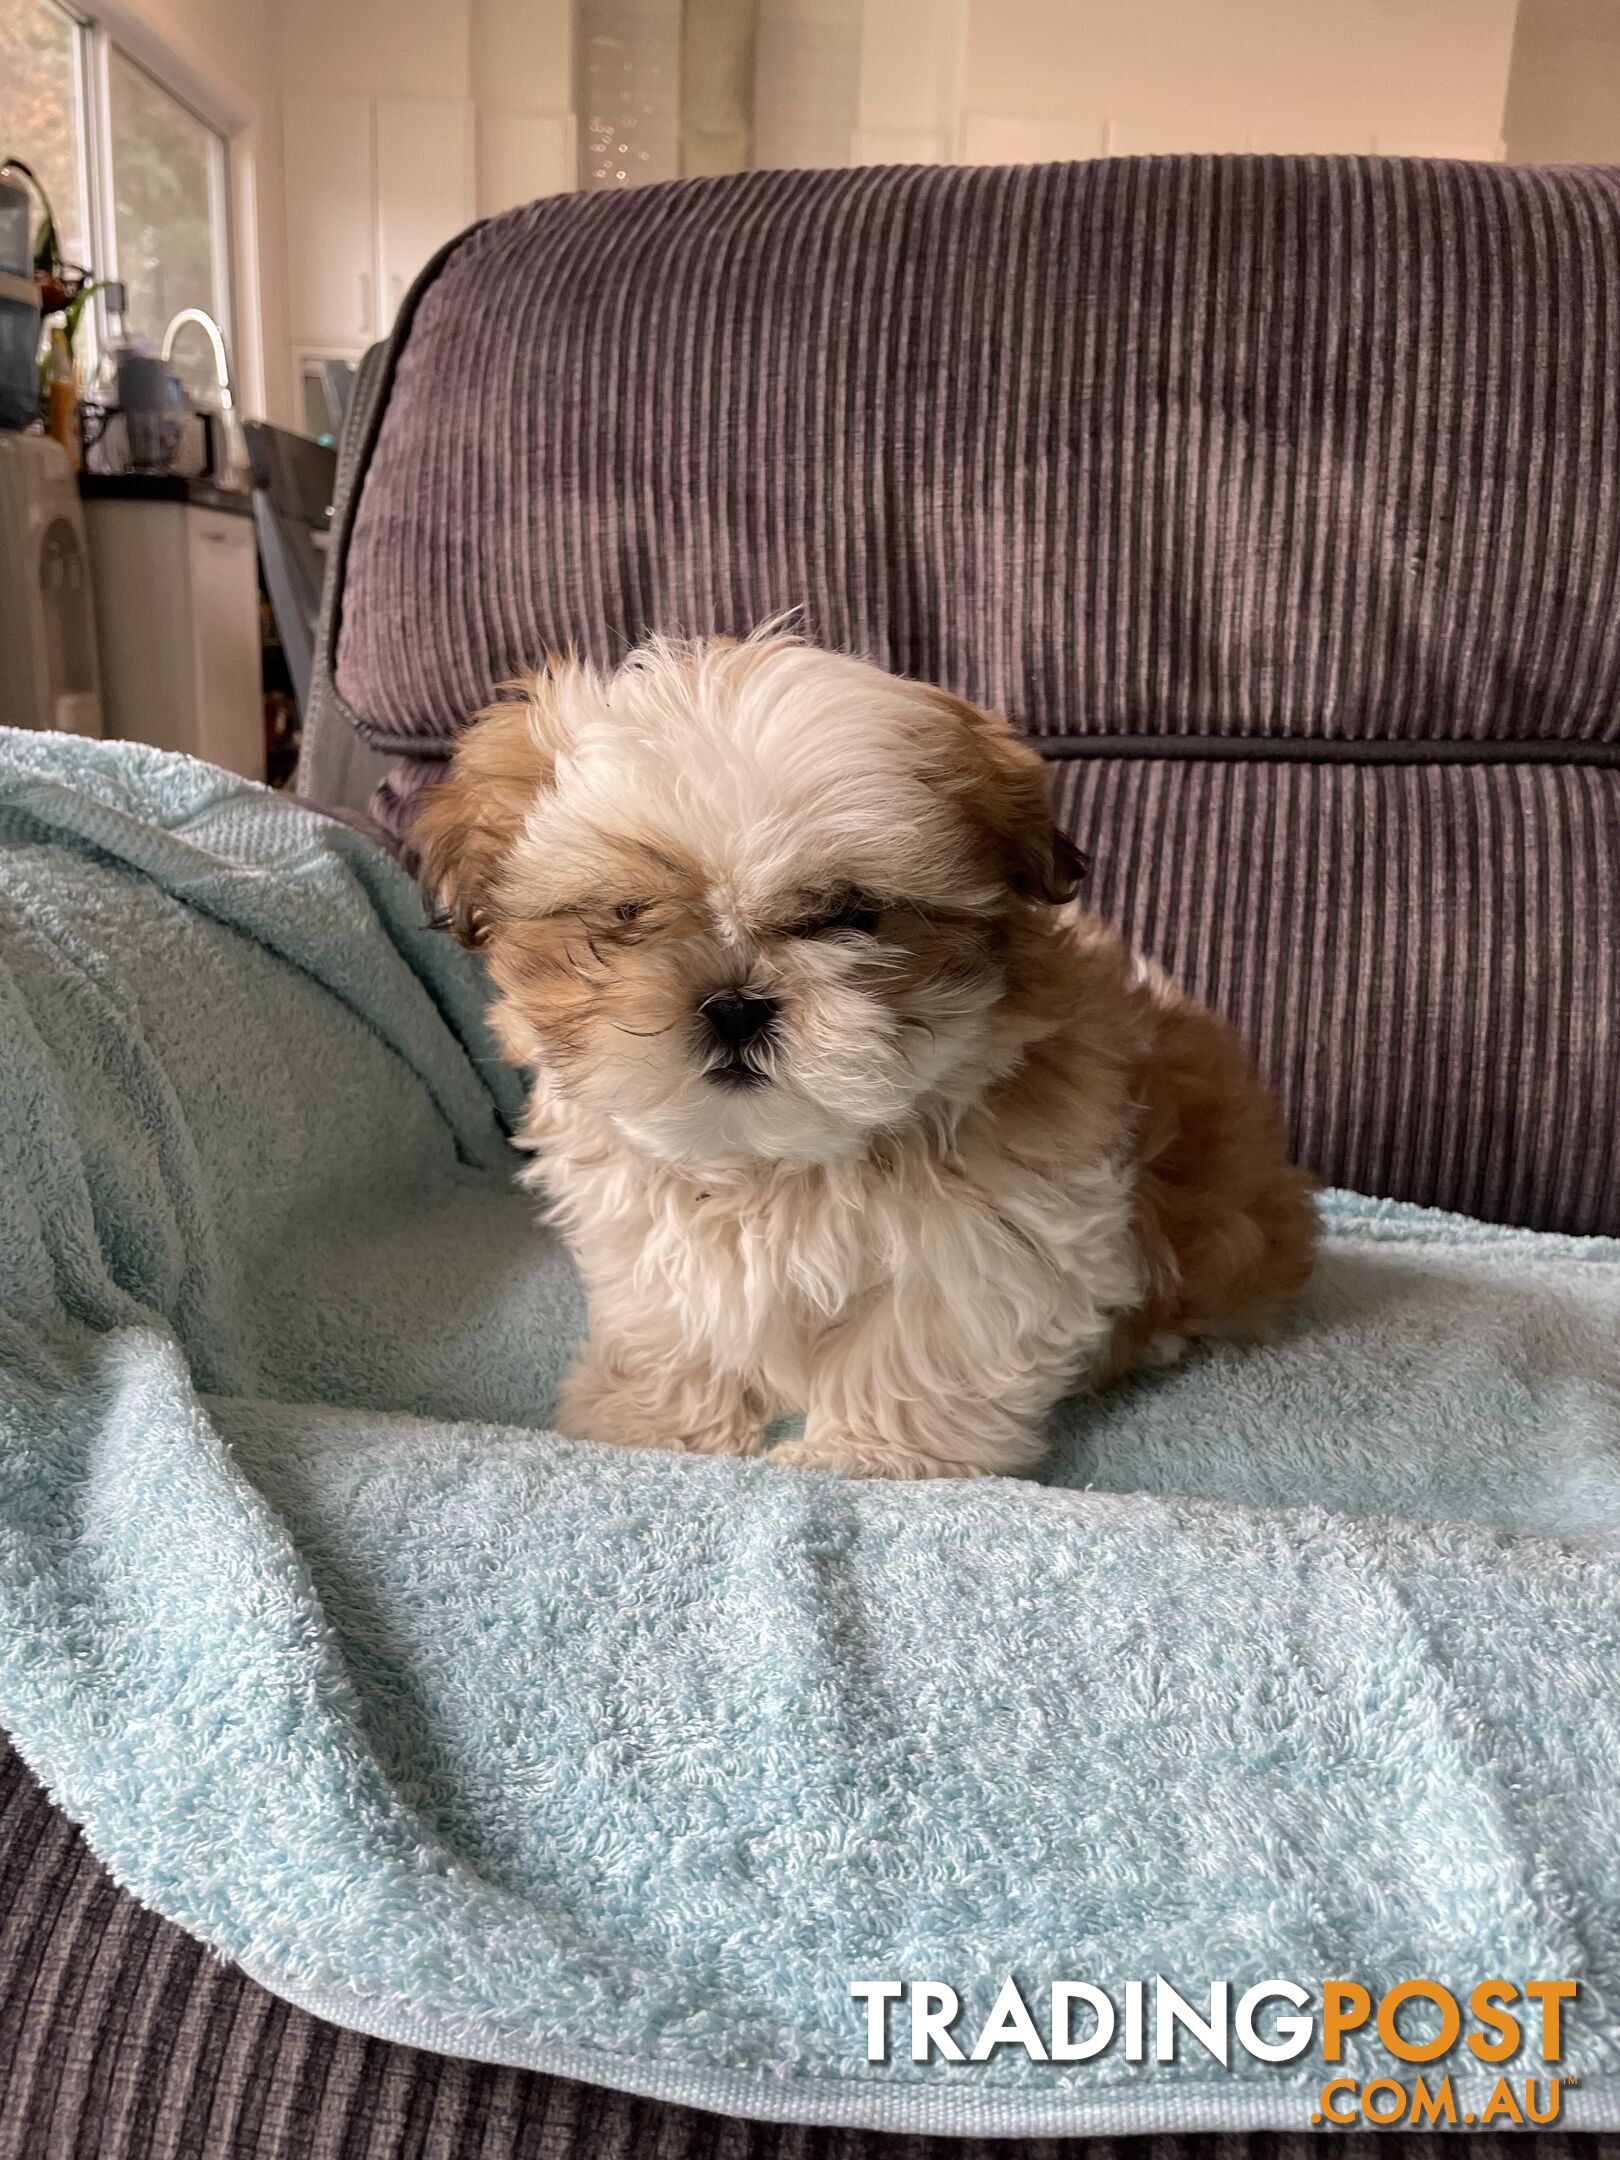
[45, 324, 81, 470]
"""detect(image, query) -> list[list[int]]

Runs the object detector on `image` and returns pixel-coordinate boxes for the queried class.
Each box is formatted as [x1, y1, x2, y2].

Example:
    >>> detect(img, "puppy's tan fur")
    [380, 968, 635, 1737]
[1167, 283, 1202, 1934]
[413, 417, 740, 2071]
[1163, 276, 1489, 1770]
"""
[416, 632, 1316, 1479]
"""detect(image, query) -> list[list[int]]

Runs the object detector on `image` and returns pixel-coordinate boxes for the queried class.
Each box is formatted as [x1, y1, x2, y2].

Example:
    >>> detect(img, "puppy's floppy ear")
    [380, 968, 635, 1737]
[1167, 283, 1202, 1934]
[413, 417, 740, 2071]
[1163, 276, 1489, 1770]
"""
[412, 666, 571, 947]
[927, 690, 1087, 905]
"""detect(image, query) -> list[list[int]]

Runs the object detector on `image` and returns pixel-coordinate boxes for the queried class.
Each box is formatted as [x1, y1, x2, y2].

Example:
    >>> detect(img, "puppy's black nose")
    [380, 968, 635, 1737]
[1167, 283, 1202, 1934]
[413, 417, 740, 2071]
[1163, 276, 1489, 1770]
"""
[702, 988, 778, 1052]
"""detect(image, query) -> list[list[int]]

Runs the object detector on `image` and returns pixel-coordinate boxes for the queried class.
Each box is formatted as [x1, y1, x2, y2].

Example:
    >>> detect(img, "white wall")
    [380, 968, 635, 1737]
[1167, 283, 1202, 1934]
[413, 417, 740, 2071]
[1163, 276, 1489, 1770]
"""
[857, 0, 1524, 167]
[755, 0, 863, 171]
[475, 0, 576, 212]
[1504, 0, 1620, 161]
[852, 0, 967, 165]
[275, 0, 471, 99]
[99, 0, 289, 423]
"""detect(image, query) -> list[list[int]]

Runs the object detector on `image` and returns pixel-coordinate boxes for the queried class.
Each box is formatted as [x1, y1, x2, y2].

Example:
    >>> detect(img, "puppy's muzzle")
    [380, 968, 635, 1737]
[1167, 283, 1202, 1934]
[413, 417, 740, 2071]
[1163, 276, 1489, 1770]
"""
[700, 987, 778, 1087]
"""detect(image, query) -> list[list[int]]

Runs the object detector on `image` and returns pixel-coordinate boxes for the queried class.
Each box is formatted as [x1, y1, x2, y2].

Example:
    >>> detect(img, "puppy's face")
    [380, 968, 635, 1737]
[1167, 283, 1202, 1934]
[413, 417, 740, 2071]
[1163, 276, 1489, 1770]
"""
[414, 635, 1079, 1165]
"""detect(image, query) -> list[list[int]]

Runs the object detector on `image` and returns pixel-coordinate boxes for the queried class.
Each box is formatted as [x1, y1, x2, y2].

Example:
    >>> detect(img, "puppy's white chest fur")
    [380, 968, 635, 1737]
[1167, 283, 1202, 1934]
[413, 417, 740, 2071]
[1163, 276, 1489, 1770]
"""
[526, 1076, 1144, 1475]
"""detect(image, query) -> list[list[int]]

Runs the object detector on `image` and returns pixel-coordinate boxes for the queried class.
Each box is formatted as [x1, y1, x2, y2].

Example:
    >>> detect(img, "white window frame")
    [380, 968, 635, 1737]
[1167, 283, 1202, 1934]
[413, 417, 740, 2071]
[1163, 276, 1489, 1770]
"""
[24, 0, 234, 377]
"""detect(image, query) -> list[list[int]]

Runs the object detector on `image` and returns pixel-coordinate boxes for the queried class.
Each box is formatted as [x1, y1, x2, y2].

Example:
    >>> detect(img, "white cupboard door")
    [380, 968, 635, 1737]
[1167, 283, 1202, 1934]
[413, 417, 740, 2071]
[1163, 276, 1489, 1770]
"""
[186, 509, 265, 782]
[376, 98, 476, 331]
[283, 91, 377, 346]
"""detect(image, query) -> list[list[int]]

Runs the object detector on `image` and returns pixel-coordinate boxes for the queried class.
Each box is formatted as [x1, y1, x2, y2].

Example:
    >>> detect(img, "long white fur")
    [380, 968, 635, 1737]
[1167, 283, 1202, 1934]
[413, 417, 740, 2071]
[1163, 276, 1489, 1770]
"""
[532, 1072, 1143, 1478]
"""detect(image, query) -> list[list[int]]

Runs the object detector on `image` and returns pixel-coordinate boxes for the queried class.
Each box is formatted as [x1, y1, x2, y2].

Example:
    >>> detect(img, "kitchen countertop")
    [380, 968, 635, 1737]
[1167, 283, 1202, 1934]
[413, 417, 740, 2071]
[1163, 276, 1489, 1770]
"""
[78, 472, 254, 518]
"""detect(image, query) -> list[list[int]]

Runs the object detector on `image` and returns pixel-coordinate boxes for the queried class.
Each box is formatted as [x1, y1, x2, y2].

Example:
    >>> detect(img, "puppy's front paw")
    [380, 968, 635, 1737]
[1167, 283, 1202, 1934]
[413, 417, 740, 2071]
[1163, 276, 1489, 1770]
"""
[1143, 1329, 1188, 1368]
[568, 1413, 763, 1460]
[671, 1424, 765, 1459]
[581, 1422, 762, 1458]
[770, 1432, 986, 1481]
[557, 1354, 763, 1459]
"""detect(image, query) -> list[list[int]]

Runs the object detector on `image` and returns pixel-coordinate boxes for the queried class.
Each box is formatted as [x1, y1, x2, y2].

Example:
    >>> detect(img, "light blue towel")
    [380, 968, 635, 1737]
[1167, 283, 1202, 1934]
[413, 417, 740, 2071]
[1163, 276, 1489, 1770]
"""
[1, 728, 1618, 2136]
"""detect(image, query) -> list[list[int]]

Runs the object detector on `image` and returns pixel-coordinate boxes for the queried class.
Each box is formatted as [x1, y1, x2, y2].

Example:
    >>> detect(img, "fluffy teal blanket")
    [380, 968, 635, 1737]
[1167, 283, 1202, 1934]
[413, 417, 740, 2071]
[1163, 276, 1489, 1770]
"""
[2, 730, 1618, 2135]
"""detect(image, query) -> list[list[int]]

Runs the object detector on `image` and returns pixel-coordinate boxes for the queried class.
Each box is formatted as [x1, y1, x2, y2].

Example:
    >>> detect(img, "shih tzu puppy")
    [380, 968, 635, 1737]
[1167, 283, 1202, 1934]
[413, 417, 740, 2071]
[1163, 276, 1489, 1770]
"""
[414, 631, 1317, 1480]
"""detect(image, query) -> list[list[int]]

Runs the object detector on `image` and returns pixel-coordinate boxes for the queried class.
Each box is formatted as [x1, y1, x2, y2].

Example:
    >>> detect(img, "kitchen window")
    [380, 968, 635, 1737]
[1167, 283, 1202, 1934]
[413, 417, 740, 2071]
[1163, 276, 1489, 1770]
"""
[0, 0, 230, 400]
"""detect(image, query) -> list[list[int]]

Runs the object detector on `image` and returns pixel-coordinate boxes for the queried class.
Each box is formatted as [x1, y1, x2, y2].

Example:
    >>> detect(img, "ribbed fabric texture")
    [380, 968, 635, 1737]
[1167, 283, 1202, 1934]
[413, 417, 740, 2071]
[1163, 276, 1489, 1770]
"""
[361, 743, 1620, 1235]
[334, 157, 1620, 749]
[0, 1738, 1581, 2160]
[1053, 758, 1620, 1235]
[314, 155, 1620, 1235]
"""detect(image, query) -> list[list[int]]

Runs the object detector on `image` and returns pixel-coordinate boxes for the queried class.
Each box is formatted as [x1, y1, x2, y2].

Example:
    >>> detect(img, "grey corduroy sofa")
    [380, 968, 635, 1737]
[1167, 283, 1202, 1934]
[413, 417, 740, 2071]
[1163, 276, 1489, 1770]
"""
[304, 154, 1619, 1237]
[4, 154, 1617, 2159]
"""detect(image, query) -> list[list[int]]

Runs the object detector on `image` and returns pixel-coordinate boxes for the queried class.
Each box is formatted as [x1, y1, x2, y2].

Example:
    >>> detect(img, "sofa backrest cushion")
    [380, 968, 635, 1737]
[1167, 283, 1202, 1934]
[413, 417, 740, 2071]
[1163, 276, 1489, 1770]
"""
[331, 157, 1620, 753]
[308, 157, 1620, 1235]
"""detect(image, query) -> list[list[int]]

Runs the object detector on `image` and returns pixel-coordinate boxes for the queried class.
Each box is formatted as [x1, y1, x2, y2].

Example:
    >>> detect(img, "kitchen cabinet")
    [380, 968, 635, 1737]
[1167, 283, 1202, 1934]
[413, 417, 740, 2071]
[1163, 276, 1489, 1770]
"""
[282, 90, 475, 369]
[83, 485, 264, 781]
[376, 98, 477, 326]
[282, 91, 377, 346]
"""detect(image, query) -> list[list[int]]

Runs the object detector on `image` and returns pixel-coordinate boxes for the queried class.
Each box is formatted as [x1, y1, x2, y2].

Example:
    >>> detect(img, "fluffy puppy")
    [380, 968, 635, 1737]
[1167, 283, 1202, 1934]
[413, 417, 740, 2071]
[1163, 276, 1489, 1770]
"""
[414, 631, 1317, 1480]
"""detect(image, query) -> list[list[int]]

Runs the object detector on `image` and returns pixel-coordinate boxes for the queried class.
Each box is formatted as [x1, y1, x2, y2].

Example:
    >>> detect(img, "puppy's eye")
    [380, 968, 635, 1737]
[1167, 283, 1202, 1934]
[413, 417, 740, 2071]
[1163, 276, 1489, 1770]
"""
[613, 900, 649, 923]
[791, 892, 881, 938]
